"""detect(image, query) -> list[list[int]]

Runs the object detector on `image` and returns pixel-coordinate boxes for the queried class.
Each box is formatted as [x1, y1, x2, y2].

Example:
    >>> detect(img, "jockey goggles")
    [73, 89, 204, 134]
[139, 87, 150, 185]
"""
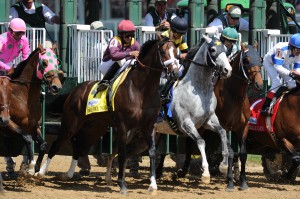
[13, 31, 25, 37]
[123, 32, 135, 38]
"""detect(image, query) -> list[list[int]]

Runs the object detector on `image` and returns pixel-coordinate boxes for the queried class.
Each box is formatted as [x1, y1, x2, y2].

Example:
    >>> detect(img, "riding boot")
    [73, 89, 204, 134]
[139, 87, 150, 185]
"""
[260, 96, 274, 116]
[97, 62, 120, 92]
[160, 78, 174, 104]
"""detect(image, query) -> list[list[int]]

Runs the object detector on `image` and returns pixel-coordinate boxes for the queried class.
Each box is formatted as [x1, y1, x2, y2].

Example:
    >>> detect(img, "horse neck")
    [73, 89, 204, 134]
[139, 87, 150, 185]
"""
[186, 45, 214, 90]
[217, 51, 248, 102]
[14, 52, 42, 98]
[133, 47, 163, 93]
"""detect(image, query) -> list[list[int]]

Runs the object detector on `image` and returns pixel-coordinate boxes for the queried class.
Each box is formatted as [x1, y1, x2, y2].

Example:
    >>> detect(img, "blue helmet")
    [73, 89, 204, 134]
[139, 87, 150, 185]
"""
[289, 33, 300, 48]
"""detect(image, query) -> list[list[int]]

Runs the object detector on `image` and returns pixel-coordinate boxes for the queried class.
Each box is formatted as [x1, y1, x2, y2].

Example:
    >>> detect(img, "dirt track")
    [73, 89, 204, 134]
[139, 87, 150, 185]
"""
[0, 155, 299, 199]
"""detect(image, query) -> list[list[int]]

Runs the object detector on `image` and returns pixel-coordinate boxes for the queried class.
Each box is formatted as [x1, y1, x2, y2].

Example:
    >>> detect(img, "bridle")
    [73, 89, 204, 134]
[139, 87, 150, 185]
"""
[136, 39, 178, 74]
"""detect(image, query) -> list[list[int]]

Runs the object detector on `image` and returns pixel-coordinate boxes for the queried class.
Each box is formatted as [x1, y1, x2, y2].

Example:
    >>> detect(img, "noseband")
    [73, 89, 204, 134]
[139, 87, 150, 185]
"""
[136, 39, 177, 73]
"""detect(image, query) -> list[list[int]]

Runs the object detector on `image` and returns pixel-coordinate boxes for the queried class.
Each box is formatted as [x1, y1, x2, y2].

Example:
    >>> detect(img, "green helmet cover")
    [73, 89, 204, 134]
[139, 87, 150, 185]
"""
[221, 27, 239, 41]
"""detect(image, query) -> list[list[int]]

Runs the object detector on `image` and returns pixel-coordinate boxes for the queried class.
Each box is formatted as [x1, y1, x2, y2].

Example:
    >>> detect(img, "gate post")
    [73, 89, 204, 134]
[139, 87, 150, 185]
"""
[0, 1, 9, 22]
[60, 0, 77, 73]
[206, 0, 219, 25]
[249, 0, 266, 45]
[188, 0, 205, 47]
[126, 0, 142, 25]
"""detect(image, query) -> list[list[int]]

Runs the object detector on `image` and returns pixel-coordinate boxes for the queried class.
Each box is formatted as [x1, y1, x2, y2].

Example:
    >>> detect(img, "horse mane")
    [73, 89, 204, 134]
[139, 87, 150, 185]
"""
[10, 47, 40, 79]
[139, 39, 158, 59]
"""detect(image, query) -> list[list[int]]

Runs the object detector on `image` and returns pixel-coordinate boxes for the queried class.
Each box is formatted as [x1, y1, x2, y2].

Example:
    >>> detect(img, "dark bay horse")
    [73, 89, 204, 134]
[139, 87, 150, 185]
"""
[156, 44, 263, 190]
[0, 45, 62, 178]
[37, 36, 179, 195]
[204, 44, 263, 190]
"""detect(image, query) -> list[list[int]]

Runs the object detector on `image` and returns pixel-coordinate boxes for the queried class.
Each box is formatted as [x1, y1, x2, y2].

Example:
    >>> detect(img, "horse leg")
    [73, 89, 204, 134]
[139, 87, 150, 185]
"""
[155, 154, 166, 179]
[117, 125, 129, 195]
[147, 128, 158, 195]
[204, 114, 229, 176]
[239, 137, 249, 190]
[37, 132, 73, 177]
[0, 172, 4, 193]
[22, 134, 36, 176]
[280, 138, 300, 181]
[231, 132, 240, 182]
[4, 157, 16, 178]
[105, 154, 115, 186]
[177, 137, 193, 178]
[181, 118, 210, 184]
[34, 128, 47, 172]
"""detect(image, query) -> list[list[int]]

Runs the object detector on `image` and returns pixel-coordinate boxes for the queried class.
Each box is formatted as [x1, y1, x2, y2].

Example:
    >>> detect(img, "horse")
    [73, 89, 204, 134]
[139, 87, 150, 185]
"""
[0, 68, 14, 192]
[165, 44, 264, 190]
[246, 76, 300, 182]
[155, 35, 232, 184]
[37, 36, 179, 195]
[0, 44, 62, 181]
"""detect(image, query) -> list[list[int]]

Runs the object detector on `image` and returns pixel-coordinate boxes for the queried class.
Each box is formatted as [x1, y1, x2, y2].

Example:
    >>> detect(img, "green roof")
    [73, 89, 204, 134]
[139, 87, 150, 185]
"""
[176, 0, 249, 9]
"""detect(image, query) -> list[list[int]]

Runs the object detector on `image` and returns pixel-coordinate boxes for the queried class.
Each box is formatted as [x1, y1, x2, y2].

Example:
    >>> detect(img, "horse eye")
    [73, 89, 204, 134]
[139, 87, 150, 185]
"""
[209, 47, 215, 53]
[243, 57, 250, 64]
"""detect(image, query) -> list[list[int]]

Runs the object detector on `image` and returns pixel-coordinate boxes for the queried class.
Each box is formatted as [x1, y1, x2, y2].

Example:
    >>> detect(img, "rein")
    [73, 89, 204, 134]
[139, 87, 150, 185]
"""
[136, 57, 163, 72]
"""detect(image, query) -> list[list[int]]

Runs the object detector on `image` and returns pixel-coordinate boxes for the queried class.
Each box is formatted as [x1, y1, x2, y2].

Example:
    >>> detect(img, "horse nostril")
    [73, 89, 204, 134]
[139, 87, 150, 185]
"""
[52, 85, 61, 93]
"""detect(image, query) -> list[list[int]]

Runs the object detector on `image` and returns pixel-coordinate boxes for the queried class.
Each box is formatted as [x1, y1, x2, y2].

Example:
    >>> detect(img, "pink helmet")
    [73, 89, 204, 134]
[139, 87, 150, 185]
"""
[118, 20, 135, 32]
[10, 18, 26, 32]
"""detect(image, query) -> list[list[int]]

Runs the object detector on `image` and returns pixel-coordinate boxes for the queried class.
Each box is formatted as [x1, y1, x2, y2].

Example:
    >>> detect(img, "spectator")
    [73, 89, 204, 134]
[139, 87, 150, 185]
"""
[260, 33, 300, 116]
[0, 18, 31, 177]
[208, 5, 249, 33]
[9, 0, 61, 28]
[144, 0, 175, 31]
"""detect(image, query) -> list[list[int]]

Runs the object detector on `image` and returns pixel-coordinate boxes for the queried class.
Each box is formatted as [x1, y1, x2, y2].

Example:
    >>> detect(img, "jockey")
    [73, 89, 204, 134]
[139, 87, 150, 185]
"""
[220, 27, 239, 61]
[97, 19, 140, 92]
[160, 16, 188, 103]
[0, 18, 30, 71]
[260, 33, 300, 116]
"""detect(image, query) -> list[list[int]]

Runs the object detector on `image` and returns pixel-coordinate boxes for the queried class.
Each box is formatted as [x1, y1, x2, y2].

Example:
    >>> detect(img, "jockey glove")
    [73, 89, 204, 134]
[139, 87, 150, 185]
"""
[289, 71, 300, 80]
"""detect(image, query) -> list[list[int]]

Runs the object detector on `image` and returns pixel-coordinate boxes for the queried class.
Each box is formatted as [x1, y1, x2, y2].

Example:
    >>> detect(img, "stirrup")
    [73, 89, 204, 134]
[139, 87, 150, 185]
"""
[260, 108, 271, 116]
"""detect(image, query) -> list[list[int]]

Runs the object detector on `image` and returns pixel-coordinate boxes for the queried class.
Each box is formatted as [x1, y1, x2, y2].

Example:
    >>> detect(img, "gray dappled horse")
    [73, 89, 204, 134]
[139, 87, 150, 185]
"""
[170, 35, 232, 183]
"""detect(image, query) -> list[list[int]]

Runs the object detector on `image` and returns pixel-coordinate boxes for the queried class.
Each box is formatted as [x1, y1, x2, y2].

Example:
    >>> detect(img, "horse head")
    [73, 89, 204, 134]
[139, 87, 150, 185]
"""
[240, 43, 264, 91]
[0, 67, 14, 127]
[202, 34, 232, 78]
[138, 35, 179, 76]
[36, 44, 62, 95]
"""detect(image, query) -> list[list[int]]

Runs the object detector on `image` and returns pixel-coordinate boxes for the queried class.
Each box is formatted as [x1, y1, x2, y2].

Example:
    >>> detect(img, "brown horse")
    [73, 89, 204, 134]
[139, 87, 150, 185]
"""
[0, 69, 14, 192]
[0, 45, 62, 178]
[247, 79, 300, 182]
[156, 44, 264, 191]
[37, 36, 178, 195]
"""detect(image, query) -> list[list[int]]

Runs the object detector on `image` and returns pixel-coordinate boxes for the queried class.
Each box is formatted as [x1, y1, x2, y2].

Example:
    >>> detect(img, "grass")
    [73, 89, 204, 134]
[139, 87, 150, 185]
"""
[247, 154, 262, 164]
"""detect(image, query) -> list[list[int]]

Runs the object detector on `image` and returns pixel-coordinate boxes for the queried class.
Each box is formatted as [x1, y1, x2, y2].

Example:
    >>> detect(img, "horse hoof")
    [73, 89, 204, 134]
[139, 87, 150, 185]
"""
[201, 175, 210, 184]
[226, 187, 235, 192]
[34, 172, 44, 179]
[106, 181, 113, 187]
[120, 188, 128, 195]
[219, 163, 228, 176]
[239, 183, 249, 191]
[0, 189, 5, 194]
[148, 187, 158, 195]
[58, 173, 70, 181]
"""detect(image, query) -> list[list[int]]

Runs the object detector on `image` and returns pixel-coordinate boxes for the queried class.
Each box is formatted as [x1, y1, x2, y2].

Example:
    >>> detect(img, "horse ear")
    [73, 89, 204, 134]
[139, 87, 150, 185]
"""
[7, 65, 14, 75]
[253, 40, 258, 51]
[52, 42, 57, 52]
[202, 34, 212, 43]
[241, 42, 249, 51]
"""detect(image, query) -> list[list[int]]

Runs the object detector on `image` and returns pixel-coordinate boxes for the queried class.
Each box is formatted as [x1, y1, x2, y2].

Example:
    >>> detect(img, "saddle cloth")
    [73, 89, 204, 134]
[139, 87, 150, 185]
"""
[85, 66, 131, 115]
[248, 97, 282, 133]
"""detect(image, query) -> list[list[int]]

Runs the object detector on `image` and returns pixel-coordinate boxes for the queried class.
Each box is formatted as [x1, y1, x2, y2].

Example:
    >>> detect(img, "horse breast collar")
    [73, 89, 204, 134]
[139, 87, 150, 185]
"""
[36, 48, 59, 80]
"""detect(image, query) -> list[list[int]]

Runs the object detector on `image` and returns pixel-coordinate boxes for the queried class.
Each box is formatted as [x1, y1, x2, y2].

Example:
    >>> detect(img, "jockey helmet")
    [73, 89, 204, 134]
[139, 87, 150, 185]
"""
[118, 20, 135, 32]
[171, 16, 188, 34]
[9, 18, 26, 32]
[289, 33, 300, 48]
[221, 27, 239, 41]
